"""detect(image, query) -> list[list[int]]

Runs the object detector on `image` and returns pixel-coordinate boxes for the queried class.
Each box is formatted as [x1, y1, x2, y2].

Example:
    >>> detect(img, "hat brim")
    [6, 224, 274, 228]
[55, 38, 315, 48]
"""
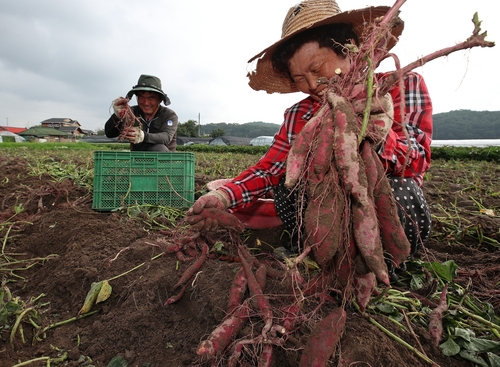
[126, 87, 171, 106]
[247, 6, 404, 94]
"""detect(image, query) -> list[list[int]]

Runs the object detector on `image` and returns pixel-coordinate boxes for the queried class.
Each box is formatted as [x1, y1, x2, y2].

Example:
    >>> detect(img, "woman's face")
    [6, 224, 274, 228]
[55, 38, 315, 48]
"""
[288, 41, 350, 102]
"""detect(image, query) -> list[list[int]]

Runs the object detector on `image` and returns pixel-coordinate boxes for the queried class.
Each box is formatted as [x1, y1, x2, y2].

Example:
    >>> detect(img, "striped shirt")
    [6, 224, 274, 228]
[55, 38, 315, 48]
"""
[220, 71, 433, 210]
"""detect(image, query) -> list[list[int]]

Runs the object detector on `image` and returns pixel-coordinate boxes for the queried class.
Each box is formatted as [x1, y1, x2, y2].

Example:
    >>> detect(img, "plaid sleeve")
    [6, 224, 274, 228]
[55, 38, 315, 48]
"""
[378, 72, 433, 186]
[219, 97, 319, 209]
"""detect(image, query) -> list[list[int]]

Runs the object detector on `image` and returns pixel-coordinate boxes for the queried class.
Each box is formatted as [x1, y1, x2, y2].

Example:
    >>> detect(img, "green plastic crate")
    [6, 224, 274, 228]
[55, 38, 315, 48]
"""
[92, 151, 195, 211]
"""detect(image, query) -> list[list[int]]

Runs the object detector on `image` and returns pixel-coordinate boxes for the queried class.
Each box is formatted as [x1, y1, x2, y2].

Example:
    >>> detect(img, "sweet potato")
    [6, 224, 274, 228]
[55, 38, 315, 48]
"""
[227, 266, 248, 315]
[299, 307, 347, 367]
[310, 113, 335, 180]
[285, 102, 330, 188]
[196, 304, 250, 358]
[258, 344, 274, 367]
[304, 171, 345, 269]
[238, 245, 273, 339]
[282, 303, 301, 332]
[331, 96, 389, 285]
[429, 284, 448, 347]
[172, 240, 209, 291]
[367, 146, 411, 266]
[335, 239, 357, 289]
[354, 271, 376, 312]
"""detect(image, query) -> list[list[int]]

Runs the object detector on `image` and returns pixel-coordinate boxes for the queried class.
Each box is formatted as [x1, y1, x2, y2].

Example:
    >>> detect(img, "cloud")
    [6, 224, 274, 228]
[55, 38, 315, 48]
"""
[0, 0, 498, 132]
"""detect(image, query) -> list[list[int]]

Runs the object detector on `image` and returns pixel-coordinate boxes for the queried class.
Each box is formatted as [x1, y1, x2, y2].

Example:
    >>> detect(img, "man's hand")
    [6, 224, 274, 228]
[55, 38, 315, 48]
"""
[112, 97, 128, 118]
[353, 93, 394, 146]
[185, 190, 230, 232]
[122, 127, 145, 144]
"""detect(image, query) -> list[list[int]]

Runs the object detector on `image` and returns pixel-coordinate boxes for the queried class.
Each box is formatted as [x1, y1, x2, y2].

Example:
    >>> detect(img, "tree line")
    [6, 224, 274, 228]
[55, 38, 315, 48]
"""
[433, 110, 500, 139]
[176, 110, 500, 140]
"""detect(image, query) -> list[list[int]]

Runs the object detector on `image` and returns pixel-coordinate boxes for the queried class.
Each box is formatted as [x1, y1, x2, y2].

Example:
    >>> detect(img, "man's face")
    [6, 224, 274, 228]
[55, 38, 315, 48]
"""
[136, 91, 161, 117]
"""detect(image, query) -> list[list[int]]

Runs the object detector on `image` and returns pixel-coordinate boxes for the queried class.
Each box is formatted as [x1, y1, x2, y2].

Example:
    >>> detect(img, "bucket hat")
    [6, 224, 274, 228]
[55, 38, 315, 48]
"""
[126, 74, 171, 105]
[247, 0, 404, 94]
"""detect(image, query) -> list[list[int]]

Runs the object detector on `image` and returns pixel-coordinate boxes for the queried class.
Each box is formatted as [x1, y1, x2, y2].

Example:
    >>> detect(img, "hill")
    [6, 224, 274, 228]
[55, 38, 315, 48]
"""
[198, 110, 500, 140]
[200, 121, 281, 138]
[433, 110, 500, 139]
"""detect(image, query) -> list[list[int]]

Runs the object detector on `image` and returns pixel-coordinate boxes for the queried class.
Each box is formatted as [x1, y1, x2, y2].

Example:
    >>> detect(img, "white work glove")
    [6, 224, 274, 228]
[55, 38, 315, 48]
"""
[122, 127, 145, 144]
[185, 190, 230, 232]
[353, 93, 394, 147]
[112, 97, 128, 118]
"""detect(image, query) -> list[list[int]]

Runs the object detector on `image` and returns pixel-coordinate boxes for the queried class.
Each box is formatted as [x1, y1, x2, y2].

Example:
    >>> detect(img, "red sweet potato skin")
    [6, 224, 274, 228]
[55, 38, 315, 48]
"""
[305, 170, 345, 269]
[354, 271, 376, 312]
[369, 147, 411, 266]
[299, 307, 347, 367]
[286, 103, 330, 188]
[429, 284, 448, 347]
[332, 99, 389, 285]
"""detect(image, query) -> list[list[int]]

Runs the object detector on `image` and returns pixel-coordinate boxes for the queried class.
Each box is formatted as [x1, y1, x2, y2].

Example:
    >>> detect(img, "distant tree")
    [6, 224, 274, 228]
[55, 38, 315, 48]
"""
[96, 128, 105, 136]
[210, 128, 225, 138]
[178, 119, 199, 137]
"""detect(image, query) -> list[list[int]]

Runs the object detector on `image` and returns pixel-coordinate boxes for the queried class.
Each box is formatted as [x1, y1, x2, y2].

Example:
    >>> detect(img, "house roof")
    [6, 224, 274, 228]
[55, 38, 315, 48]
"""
[18, 126, 70, 137]
[57, 126, 85, 134]
[0, 126, 27, 134]
[40, 118, 81, 126]
[209, 136, 252, 146]
[176, 137, 211, 145]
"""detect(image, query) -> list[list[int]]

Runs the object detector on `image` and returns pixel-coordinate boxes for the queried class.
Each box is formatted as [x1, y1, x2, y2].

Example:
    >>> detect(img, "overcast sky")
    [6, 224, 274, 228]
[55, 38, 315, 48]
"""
[1, 0, 498, 132]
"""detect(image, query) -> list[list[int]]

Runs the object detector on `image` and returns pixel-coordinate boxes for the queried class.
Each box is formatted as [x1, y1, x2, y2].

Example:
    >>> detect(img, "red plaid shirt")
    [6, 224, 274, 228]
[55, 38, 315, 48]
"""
[220, 72, 433, 209]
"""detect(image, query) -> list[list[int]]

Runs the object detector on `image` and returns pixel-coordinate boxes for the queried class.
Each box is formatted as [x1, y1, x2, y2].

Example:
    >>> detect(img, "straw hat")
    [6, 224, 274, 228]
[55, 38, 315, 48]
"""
[247, 0, 404, 94]
[126, 74, 171, 106]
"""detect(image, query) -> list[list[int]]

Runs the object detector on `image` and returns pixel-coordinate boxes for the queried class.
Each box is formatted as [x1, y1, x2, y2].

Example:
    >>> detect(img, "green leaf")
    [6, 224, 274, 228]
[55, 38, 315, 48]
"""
[96, 280, 112, 304]
[464, 337, 500, 353]
[424, 260, 458, 282]
[79, 281, 103, 315]
[459, 350, 488, 367]
[440, 337, 461, 356]
[454, 327, 474, 342]
[375, 303, 397, 315]
[487, 352, 500, 367]
[106, 356, 128, 367]
[410, 275, 425, 290]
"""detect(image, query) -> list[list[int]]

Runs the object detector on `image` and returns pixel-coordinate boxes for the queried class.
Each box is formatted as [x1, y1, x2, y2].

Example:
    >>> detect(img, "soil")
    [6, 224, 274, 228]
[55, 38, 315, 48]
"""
[1, 153, 499, 367]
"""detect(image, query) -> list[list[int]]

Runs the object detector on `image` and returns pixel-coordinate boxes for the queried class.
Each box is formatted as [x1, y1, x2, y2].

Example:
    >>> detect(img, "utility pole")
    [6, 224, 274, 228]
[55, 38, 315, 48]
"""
[6, 117, 8, 126]
[198, 113, 201, 137]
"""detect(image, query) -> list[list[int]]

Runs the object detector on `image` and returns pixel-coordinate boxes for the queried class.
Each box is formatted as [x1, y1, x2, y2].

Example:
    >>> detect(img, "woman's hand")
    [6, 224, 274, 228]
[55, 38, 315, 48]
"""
[185, 190, 230, 231]
[353, 93, 394, 146]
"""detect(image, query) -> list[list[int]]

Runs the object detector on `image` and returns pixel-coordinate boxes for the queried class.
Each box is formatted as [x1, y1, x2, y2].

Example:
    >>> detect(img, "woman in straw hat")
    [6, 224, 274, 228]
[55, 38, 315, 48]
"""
[186, 0, 433, 279]
[105, 74, 178, 152]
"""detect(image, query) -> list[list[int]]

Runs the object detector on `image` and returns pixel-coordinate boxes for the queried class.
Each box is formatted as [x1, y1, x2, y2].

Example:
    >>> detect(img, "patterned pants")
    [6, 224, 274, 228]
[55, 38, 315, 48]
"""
[273, 176, 432, 258]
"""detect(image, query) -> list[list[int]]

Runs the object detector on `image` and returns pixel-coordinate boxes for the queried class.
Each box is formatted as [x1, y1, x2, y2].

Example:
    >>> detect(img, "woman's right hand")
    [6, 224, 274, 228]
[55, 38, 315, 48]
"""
[185, 190, 230, 231]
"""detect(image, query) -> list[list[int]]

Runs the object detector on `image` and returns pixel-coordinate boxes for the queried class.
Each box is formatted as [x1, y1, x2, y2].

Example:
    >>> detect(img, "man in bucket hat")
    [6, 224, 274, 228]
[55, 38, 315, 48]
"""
[105, 74, 178, 151]
[186, 0, 433, 281]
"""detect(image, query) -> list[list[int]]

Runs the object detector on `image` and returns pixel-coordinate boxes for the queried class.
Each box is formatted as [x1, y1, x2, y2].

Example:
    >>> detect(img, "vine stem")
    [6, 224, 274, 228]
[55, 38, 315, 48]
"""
[368, 316, 441, 367]
[380, 13, 495, 96]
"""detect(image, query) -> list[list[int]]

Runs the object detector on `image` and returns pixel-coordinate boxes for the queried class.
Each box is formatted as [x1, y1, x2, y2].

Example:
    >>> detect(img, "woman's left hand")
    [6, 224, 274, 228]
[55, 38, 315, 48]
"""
[352, 93, 394, 146]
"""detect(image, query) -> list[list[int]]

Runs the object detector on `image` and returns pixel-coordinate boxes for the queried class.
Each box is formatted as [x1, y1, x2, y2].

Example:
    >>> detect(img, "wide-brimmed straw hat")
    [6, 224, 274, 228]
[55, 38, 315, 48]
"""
[126, 74, 171, 105]
[247, 0, 404, 94]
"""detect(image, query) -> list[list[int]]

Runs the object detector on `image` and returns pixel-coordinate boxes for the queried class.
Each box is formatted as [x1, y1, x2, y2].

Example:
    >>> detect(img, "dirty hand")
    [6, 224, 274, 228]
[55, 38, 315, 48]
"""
[185, 190, 230, 231]
[112, 97, 128, 118]
[353, 93, 394, 146]
[122, 127, 145, 144]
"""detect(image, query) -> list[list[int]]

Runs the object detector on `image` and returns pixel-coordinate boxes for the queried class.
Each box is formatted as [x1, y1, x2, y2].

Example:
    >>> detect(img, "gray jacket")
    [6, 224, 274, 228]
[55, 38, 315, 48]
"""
[105, 105, 178, 151]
